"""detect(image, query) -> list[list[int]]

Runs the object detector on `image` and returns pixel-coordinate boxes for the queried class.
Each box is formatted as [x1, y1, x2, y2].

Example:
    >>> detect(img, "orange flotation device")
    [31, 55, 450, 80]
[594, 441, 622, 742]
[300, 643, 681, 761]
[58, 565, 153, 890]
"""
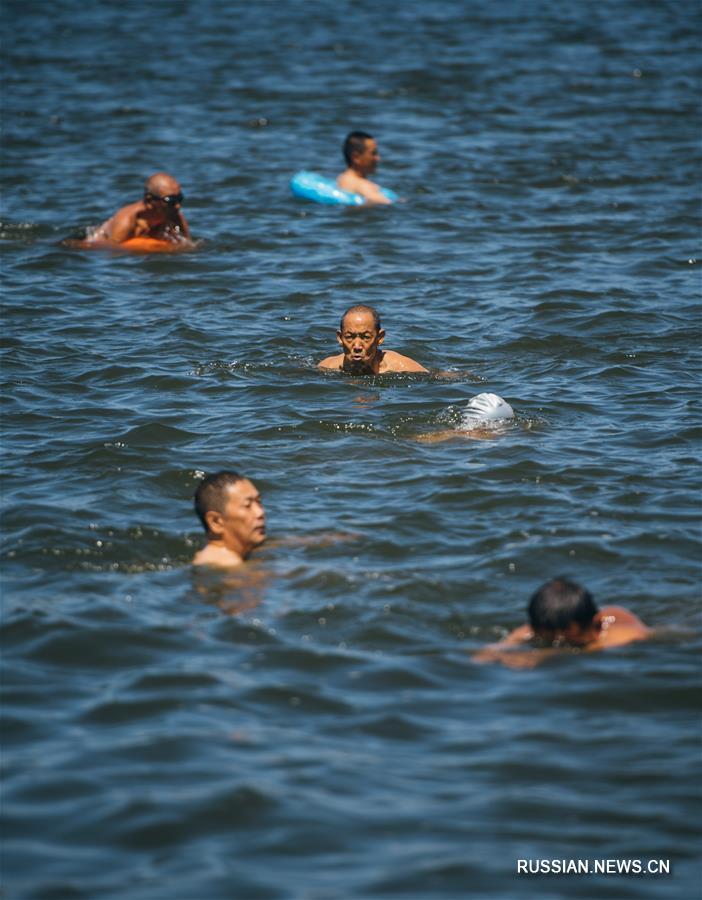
[120, 236, 186, 253]
[63, 236, 193, 254]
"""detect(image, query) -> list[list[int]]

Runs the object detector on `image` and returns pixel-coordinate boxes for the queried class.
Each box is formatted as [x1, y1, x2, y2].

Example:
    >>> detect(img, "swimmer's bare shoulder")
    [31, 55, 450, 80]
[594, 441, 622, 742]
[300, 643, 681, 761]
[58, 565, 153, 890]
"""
[379, 351, 428, 373]
[192, 545, 244, 569]
[99, 201, 144, 243]
[317, 350, 426, 373]
[596, 605, 652, 647]
[318, 353, 344, 370]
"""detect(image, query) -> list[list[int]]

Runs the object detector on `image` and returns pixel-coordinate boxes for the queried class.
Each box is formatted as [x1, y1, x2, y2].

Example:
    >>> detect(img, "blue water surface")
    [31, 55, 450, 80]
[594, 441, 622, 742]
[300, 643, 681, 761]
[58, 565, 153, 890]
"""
[1, 1, 700, 898]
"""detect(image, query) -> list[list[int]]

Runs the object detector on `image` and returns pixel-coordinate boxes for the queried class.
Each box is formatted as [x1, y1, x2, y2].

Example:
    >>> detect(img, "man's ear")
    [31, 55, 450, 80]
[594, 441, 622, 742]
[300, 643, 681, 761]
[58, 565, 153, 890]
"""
[377, 329, 386, 346]
[204, 509, 224, 537]
[336, 329, 343, 346]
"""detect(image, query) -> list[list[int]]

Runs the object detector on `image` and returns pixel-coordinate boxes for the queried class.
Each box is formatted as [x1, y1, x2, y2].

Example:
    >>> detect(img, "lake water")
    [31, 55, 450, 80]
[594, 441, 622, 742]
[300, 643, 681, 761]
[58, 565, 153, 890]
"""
[1, 1, 700, 898]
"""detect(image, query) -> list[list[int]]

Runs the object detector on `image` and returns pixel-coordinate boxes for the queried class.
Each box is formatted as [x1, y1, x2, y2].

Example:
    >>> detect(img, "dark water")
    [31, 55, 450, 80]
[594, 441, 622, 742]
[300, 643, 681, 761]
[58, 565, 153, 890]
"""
[1, 1, 701, 897]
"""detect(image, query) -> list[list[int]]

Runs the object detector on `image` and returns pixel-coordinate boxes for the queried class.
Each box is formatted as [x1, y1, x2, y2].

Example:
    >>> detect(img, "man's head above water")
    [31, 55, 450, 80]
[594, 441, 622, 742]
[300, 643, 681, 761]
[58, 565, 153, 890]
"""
[339, 304, 381, 333]
[83, 170, 191, 246]
[336, 131, 392, 205]
[193, 471, 266, 567]
[336, 305, 385, 373]
[474, 577, 651, 667]
[528, 577, 601, 646]
[318, 305, 427, 375]
[342, 131, 379, 174]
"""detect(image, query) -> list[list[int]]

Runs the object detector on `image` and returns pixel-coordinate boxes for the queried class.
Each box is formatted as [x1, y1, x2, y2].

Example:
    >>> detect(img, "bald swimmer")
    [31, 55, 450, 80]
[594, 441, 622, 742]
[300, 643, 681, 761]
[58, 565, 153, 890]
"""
[474, 577, 651, 668]
[318, 305, 428, 375]
[192, 471, 266, 568]
[87, 172, 191, 245]
[337, 131, 393, 205]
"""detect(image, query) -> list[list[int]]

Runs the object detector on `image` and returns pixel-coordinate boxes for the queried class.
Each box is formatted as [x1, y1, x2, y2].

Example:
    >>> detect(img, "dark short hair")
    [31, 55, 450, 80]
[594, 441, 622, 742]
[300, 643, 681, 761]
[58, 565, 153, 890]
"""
[194, 471, 246, 531]
[528, 578, 599, 633]
[343, 131, 374, 166]
[339, 304, 382, 332]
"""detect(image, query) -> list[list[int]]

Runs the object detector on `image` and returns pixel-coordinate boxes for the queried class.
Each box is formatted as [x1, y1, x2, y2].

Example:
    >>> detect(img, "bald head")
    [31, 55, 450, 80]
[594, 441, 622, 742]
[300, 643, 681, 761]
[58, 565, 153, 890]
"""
[145, 172, 181, 198]
[339, 304, 381, 332]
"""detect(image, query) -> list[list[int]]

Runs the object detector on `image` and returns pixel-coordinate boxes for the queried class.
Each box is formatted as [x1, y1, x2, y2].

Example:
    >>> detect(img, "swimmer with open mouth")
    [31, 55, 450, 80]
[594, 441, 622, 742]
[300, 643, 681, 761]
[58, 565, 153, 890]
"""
[318, 305, 428, 375]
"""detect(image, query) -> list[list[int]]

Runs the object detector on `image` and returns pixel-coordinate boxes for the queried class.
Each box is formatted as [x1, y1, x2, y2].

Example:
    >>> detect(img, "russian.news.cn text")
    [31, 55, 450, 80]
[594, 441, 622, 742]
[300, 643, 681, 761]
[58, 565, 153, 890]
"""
[517, 859, 671, 876]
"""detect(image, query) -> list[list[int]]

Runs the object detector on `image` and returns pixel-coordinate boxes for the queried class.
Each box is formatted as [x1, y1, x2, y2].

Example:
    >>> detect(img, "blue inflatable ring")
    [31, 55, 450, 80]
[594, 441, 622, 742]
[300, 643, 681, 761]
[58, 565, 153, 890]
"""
[290, 171, 397, 206]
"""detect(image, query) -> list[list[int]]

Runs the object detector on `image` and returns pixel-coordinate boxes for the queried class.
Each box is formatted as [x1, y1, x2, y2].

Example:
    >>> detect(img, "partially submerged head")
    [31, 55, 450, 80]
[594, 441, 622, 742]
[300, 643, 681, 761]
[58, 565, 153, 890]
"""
[528, 577, 601, 646]
[343, 131, 380, 175]
[144, 172, 184, 216]
[462, 393, 514, 428]
[336, 305, 385, 373]
[194, 471, 266, 558]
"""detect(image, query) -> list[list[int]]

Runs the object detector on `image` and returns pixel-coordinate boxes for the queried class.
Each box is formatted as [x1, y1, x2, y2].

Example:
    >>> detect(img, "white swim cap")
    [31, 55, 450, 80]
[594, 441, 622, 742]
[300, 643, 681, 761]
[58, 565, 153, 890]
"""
[462, 393, 515, 427]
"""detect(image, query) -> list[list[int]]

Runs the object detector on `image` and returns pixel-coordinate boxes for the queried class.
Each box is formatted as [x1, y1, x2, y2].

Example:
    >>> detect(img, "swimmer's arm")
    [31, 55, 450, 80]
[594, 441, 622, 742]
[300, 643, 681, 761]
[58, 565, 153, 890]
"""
[266, 531, 361, 549]
[473, 626, 555, 669]
[318, 354, 343, 370]
[413, 428, 497, 443]
[501, 624, 534, 645]
[356, 179, 392, 205]
[106, 206, 139, 243]
[172, 209, 191, 240]
[476, 647, 555, 669]
[431, 370, 480, 381]
[337, 171, 392, 205]
[472, 625, 533, 663]
[413, 431, 457, 444]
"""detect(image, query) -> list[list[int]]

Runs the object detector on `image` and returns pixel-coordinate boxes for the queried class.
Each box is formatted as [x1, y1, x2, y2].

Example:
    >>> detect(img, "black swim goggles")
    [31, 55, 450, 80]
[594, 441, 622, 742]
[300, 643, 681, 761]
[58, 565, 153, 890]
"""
[145, 191, 184, 206]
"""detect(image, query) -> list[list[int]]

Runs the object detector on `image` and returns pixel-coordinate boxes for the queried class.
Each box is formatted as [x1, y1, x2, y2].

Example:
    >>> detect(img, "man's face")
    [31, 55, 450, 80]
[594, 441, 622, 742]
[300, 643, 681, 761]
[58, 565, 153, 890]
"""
[337, 310, 385, 373]
[537, 620, 599, 647]
[145, 177, 183, 222]
[353, 139, 380, 175]
[213, 480, 266, 556]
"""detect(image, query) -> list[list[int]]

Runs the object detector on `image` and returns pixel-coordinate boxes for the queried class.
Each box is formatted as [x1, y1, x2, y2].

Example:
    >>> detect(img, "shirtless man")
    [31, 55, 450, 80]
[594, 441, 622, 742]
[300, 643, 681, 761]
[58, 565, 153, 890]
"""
[474, 577, 651, 668]
[318, 305, 428, 375]
[192, 471, 266, 568]
[88, 172, 191, 245]
[336, 132, 393, 205]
